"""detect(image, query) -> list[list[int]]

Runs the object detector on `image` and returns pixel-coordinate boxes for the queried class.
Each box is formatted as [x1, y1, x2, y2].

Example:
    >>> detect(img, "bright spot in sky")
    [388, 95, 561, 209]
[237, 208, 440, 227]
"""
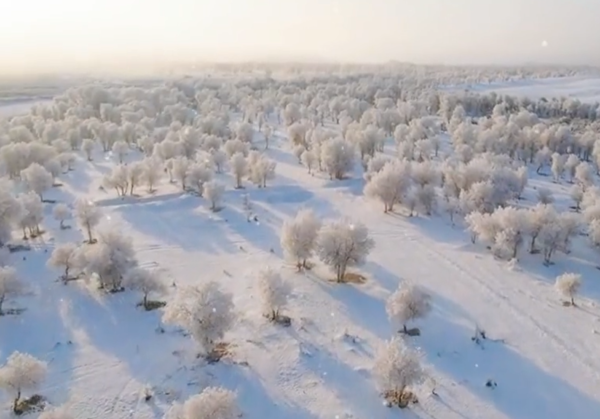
[542, 40, 548, 48]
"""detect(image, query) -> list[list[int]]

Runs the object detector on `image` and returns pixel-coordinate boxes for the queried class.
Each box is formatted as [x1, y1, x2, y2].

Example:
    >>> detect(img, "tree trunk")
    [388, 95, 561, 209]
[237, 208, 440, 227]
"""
[143, 294, 148, 309]
[12, 390, 21, 413]
[87, 225, 93, 243]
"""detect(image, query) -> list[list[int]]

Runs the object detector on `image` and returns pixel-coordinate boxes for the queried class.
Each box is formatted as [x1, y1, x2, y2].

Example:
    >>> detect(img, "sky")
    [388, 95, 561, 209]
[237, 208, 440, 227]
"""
[0, 0, 599, 74]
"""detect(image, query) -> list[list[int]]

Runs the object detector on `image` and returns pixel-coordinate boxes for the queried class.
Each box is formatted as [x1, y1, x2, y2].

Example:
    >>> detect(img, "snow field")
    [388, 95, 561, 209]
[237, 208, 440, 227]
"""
[1, 71, 600, 419]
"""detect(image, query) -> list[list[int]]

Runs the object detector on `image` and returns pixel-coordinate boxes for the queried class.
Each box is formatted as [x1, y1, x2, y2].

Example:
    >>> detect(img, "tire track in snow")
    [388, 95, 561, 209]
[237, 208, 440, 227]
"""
[404, 230, 600, 387]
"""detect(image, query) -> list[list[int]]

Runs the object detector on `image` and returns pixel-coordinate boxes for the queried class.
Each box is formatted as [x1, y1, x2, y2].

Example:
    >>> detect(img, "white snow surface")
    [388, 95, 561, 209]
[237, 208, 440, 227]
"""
[1, 79, 600, 419]
[453, 76, 600, 103]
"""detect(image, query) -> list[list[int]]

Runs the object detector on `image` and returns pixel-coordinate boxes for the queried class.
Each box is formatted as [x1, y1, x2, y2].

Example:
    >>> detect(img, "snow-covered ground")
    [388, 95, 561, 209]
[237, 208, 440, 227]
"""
[1, 73, 600, 419]
[0, 100, 52, 119]
[454, 76, 600, 103]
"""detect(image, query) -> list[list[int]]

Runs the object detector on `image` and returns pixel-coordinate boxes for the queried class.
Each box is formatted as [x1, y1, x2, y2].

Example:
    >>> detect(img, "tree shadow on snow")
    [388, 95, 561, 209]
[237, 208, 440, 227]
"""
[363, 261, 403, 293]
[116, 194, 239, 255]
[308, 273, 390, 339]
[0, 247, 76, 407]
[323, 177, 365, 197]
[207, 363, 321, 419]
[415, 294, 600, 419]
[66, 289, 183, 393]
[295, 342, 400, 419]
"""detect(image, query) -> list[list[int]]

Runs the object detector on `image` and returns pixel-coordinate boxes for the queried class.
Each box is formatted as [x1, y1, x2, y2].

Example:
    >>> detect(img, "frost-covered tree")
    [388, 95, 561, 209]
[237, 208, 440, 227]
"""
[280, 208, 321, 270]
[373, 338, 423, 407]
[230, 152, 248, 189]
[210, 149, 228, 173]
[53, 203, 71, 229]
[127, 161, 143, 195]
[141, 157, 163, 193]
[124, 267, 167, 309]
[81, 229, 137, 292]
[575, 162, 594, 189]
[316, 219, 374, 282]
[82, 138, 95, 161]
[171, 156, 191, 191]
[537, 187, 554, 204]
[0, 184, 21, 247]
[526, 204, 557, 253]
[21, 163, 53, 201]
[18, 192, 44, 238]
[0, 351, 47, 413]
[168, 387, 241, 419]
[564, 154, 580, 182]
[103, 165, 129, 196]
[321, 138, 355, 180]
[204, 180, 225, 211]
[555, 272, 581, 306]
[364, 160, 412, 212]
[551, 152, 564, 182]
[74, 199, 102, 243]
[162, 282, 235, 357]
[386, 282, 432, 333]
[236, 121, 253, 143]
[249, 155, 276, 188]
[570, 184, 584, 211]
[257, 267, 291, 321]
[301, 149, 317, 174]
[47, 242, 79, 282]
[111, 139, 129, 163]
[0, 266, 23, 315]
[263, 125, 272, 149]
[186, 163, 213, 196]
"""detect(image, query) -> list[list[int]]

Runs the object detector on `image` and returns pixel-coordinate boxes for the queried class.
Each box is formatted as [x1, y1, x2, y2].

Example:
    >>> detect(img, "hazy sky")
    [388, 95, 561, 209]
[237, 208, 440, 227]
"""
[1, 0, 599, 73]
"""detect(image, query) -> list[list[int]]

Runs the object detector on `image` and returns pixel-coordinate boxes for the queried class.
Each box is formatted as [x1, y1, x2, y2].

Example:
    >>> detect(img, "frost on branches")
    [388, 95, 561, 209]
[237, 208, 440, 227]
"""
[555, 272, 582, 306]
[364, 160, 412, 213]
[167, 387, 241, 419]
[0, 351, 47, 414]
[316, 219, 374, 282]
[256, 267, 291, 324]
[47, 242, 80, 283]
[386, 282, 432, 334]
[80, 230, 137, 292]
[124, 267, 167, 310]
[162, 281, 235, 360]
[74, 199, 102, 244]
[280, 208, 322, 270]
[373, 338, 423, 408]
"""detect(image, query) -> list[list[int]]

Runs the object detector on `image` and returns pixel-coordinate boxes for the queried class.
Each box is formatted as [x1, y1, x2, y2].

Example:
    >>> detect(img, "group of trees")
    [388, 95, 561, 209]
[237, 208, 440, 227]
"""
[280, 209, 375, 282]
[1, 63, 599, 416]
